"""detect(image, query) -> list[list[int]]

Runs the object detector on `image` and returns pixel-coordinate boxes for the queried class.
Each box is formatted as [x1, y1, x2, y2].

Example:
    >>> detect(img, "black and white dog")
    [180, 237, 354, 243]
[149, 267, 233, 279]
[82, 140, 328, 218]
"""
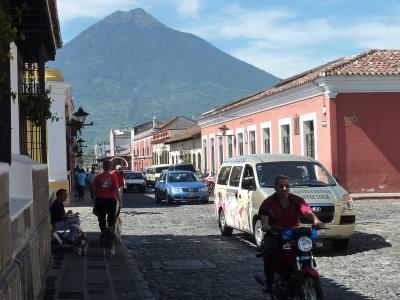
[100, 227, 117, 257]
[74, 229, 89, 256]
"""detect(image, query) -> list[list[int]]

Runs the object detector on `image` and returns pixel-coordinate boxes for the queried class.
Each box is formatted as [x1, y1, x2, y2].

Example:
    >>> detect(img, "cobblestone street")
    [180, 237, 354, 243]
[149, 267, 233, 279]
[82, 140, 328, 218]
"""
[101, 190, 399, 300]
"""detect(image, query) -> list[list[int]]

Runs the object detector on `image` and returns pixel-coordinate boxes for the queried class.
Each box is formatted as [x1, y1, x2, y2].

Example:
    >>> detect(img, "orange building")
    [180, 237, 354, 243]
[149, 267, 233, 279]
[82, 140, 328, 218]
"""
[198, 50, 400, 194]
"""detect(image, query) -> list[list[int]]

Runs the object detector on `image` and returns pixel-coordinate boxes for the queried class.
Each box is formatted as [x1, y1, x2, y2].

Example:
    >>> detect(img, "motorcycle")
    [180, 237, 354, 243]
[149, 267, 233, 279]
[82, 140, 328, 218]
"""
[255, 225, 325, 300]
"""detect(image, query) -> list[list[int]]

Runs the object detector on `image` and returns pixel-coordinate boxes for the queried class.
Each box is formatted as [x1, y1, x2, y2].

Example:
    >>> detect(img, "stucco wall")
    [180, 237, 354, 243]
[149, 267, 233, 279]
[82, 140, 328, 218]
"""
[201, 95, 331, 173]
[336, 93, 400, 193]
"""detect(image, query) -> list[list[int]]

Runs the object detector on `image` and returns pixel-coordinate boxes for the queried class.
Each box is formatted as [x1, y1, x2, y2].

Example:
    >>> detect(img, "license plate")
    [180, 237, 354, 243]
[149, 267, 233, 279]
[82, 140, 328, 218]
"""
[188, 192, 196, 197]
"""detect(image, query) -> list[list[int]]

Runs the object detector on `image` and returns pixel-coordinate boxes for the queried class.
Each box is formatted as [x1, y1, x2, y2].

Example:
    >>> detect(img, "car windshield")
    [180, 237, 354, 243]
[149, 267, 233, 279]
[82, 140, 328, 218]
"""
[167, 172, 199, 183]
[126, 173, 143, 179]
[156, 166, 169, 173]
[256, 161, 336, 188]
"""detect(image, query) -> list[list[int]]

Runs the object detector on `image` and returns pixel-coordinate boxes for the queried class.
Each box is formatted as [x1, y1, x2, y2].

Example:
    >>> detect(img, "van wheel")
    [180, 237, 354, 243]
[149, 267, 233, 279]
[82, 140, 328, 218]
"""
[219, 211, 233, 236]
[253, 219, 265, 250]
[332, 238, 349, 250]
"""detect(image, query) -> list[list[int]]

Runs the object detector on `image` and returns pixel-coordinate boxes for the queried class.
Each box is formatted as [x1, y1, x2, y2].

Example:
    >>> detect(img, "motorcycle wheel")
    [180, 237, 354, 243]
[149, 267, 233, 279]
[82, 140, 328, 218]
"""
[300, 275, 323, 300]
[253, 219, 265, 250]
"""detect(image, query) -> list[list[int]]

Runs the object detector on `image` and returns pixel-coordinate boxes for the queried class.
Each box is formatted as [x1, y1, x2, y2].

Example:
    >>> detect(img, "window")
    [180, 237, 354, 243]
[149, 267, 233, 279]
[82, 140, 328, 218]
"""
[241, 164, 255, 189]
[217, 166, 232, 185]
[237, 133, 244, 156]
[197, 153, 201, 170]
[192, 153, 196, 168]
[210, 137, 215, 173]
[249, 130, 256, 154]
[229, 166, 243, 187]
[218, 136, 224, 165]
[281, 124, 291, 154]
[203, 140, 207, 172]
[262, 127, 271, 153]
[227, 136, 233, 158]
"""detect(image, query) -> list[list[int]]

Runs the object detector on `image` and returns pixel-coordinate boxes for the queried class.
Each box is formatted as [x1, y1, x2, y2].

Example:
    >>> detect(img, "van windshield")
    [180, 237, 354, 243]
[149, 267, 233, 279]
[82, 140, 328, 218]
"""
[156, 166, 169, 173]
[256, 161, 336, 188]
[146, 169, 154, 175]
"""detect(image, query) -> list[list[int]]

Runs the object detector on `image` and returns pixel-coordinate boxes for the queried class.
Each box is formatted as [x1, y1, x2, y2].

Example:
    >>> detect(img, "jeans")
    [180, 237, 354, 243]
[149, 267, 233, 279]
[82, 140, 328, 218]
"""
[95, 198, 117, 232]
[263, 232, 282, 285]
[54, 217, 81, 242]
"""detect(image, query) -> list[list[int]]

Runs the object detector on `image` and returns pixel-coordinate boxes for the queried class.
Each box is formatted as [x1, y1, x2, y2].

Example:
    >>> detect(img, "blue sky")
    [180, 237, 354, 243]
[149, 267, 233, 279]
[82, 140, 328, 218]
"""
[57, 0, 400, 78]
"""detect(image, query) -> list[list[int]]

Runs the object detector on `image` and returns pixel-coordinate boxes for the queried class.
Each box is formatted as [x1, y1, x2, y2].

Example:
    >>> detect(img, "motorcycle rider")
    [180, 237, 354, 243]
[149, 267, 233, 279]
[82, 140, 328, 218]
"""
[259, 175, 323, 292]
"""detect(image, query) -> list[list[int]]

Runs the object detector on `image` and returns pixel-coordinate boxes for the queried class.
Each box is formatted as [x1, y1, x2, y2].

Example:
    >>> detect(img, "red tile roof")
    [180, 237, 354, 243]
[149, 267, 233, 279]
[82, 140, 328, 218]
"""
[202, 49, 400, 117]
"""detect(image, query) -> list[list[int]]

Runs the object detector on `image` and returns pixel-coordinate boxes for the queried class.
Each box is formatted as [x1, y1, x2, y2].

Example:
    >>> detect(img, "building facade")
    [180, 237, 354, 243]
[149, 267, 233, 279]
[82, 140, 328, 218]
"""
[198, 50, 400, 194]
[46, 68, 75, 203]
[165, 124, 202, 170]
[0, 1, 62, 298]
[109, 128, 131, 169]
[132, 120, 156, 172]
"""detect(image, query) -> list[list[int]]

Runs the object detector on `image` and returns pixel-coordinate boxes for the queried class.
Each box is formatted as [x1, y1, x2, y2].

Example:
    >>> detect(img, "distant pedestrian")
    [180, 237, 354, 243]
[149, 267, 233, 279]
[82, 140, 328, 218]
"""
[111, 165, 126, 205]
[92, 160, 121, 232]
[86, 166, 98, 203]
[76, 168, 87, 201]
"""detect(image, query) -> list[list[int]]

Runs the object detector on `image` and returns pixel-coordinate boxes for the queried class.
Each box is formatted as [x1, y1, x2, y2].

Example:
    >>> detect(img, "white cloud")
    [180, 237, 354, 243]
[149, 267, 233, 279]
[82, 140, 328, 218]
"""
[58, 0, 145, 22]
[181, 4, 400, 78]
[174, 0, 202, 17]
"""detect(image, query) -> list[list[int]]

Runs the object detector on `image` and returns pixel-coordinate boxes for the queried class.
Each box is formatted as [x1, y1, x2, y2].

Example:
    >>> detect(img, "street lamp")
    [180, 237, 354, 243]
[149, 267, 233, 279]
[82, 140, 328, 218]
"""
[71, 107, 93, 126]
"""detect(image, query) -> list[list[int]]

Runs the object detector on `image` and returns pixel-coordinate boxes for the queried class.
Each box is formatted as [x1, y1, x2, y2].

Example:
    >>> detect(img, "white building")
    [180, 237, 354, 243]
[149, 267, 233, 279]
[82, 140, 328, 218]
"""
[46, 68, 73, 200]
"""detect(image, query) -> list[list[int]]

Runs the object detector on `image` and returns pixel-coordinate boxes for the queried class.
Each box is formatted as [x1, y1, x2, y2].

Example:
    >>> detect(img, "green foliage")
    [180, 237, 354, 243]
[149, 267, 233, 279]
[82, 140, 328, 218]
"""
[21, 88, 59, 126]
[0, 4, 26, 97]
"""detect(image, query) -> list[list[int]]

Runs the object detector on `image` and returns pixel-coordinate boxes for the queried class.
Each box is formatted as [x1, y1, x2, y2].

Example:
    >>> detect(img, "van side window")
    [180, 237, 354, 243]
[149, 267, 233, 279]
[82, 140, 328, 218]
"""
[241, 164, 255, 189]
[217, 166, 232, 185]
[229, 166, 243, 187]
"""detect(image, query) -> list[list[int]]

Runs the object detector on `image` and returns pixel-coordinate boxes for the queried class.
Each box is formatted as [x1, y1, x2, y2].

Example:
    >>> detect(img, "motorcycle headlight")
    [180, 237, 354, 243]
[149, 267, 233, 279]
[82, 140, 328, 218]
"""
[342, 194, 354, 210]
[170, 187, 182, 193]
[200, 187, 208, 192]
[297, 236, 313, 252]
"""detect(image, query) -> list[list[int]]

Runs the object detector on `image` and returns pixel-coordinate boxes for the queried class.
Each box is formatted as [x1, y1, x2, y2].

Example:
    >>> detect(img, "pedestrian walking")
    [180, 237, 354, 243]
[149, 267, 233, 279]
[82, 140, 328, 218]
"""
[111, 165, 126, 205]
[76, 168, 87, 201]
[86, 166, 98, 203]
[92, 160, 121, 232]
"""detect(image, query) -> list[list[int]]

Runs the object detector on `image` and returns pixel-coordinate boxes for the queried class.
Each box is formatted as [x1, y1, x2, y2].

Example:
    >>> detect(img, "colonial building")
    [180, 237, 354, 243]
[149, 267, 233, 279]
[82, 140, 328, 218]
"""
[131, 118, 157, 172]
[109, 128, 131, 169]
[0, 0, 62, 298]
[45, 68, 75, 204]
[165, 124, 202, 170]
[198, 50, 400, 194]
[152, 116, 197, 166]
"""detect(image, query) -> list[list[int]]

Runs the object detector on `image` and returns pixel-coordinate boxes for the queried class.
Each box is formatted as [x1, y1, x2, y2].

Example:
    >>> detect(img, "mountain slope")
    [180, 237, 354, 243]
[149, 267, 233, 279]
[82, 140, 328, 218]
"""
[51, 8, 280, 144]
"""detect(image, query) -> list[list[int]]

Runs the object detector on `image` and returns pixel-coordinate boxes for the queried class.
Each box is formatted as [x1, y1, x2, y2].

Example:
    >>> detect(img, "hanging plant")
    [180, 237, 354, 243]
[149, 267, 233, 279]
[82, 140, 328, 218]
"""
[20, 88, 59, 126]
[0, 4, 26, 96]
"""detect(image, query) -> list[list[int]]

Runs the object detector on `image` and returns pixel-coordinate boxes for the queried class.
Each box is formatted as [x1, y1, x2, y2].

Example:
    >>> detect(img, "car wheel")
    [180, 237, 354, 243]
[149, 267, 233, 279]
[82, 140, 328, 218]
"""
[155, 190, 161, 203]
[331, 238, 349, 251]
[253, 219, 265, 250]
[166, 192, 173, 205]
[219, 210, 233, 236]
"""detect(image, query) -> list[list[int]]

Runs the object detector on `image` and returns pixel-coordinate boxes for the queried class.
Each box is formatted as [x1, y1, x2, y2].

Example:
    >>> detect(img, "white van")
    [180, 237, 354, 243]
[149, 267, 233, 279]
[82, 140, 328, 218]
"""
[214, 154, 355, 250]
[145, 164, 170, 187]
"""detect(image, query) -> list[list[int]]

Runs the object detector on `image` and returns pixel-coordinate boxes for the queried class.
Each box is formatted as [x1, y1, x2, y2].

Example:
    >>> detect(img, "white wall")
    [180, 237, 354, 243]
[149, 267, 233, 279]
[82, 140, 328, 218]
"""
[10, 43, 20, 154]
[46, 81, 70, 181]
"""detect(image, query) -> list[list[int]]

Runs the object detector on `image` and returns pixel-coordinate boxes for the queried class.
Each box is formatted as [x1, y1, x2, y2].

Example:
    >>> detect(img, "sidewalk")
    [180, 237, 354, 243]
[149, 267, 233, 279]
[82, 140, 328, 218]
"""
[39, 188, 154, 300]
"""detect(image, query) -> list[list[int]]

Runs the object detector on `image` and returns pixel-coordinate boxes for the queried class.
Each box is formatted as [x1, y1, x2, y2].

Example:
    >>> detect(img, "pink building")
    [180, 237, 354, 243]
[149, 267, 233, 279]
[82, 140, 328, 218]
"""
[132, 120, 156, 172]
[198, 50, 400, 194]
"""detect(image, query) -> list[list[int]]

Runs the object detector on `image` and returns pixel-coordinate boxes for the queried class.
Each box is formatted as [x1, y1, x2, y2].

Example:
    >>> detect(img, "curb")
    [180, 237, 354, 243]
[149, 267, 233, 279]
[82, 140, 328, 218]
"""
[120, 243, 155, 300]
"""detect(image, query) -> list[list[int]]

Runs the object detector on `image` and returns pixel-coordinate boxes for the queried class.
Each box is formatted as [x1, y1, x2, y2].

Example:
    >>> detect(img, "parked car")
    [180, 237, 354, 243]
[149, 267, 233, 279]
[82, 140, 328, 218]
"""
[124, 172, 146, 192]
[168, 163, 196, 172]
[154, 170, 209, 204]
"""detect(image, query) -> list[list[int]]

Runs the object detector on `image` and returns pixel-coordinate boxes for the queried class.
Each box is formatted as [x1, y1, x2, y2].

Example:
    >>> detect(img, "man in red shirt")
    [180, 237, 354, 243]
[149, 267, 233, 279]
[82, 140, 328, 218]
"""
[111, 165, 126, 204]
[259, 175, 322, 291]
